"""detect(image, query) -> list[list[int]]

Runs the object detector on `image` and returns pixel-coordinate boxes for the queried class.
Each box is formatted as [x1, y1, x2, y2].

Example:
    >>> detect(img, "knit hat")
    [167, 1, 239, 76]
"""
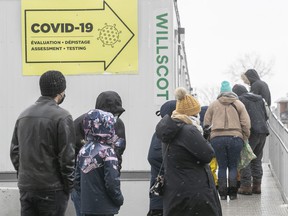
[174, 87, 201, 116]
[232, 84, 248, 96]
[39, 70, 66, 97]
[220, 81, 232, 93]
[157, 100, 176, 118]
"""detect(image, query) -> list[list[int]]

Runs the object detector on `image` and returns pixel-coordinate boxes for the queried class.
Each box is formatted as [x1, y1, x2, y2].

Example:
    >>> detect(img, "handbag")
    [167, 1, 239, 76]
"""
[238, 142, 257, 170]
[149, 144, 169, 196]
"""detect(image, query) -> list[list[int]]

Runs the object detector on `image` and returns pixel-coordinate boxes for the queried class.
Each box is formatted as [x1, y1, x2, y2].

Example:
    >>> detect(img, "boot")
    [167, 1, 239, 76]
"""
[252, 179, 261, 194]
[237, 180, 241, 189]
[237, 171, 241, 189]
[228, 187, 238, 200]
[238, 185, 252, 195]
[228, 179, 238, 200]
[218, 178, 227, 200]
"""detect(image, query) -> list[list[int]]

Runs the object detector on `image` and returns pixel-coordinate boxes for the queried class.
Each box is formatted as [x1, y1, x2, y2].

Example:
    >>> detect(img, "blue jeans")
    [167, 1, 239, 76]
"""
[71, 188, 81, 216]
[20, 190, 69, 216]
[211, 136, 243, 187]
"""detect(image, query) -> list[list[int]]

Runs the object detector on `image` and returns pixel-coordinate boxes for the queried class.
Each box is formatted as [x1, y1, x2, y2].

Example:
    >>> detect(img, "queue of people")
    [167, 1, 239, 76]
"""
[10, 68, 271, 216]
[147, 68, 271, 216]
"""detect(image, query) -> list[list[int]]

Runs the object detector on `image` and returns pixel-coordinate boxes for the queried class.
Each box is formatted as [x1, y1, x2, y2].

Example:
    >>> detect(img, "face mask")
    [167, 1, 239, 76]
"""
[114, 113, 121, 120]
[58, 94, 66, 105]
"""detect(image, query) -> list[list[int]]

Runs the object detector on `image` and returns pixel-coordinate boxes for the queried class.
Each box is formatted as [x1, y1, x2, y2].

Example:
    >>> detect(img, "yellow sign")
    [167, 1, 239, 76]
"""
[22, 0, 138, 75]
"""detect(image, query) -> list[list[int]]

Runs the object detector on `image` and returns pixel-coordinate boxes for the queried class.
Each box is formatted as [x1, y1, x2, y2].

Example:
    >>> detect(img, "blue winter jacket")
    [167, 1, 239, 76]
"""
[74, 141, 123, 215]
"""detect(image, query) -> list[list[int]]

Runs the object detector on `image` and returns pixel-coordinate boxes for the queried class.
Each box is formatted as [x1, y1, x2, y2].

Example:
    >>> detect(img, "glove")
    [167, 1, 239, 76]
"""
[203, 125, 212, 140]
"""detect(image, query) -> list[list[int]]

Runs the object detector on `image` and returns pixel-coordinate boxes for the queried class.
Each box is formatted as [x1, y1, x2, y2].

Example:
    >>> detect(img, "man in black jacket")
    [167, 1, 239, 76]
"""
[241, 69, 271, 106]
[10, 70, 76, 216]
[233, 84, 269, 195]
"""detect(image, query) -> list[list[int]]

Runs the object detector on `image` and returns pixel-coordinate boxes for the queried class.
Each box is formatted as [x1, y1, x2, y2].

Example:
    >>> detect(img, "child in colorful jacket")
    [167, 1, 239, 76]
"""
[74, 109, 124, 216]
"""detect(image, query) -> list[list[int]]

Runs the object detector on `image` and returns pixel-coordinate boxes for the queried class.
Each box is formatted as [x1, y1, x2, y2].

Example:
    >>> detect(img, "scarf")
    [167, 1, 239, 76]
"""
[171, 111, 203, 134]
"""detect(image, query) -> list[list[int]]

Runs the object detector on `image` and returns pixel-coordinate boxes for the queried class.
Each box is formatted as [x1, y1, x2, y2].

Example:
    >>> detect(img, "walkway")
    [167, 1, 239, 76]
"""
[221, 163, 288, 216]
[1, 163, 288, 215]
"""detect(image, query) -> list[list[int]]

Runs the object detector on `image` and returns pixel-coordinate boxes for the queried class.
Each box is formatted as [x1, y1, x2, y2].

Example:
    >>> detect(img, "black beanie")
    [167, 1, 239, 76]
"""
[232, 84, 248, 96]
[39, 70, 66, 97]
[159, 100, 176, 118]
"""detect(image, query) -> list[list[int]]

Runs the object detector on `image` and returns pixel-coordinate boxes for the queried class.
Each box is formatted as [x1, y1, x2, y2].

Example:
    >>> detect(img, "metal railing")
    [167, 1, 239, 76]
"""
[267, 108, 288, 203]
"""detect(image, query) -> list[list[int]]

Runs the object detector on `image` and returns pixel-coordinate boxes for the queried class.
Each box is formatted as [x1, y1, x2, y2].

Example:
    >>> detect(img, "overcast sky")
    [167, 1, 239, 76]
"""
[178, 0, 288, 106]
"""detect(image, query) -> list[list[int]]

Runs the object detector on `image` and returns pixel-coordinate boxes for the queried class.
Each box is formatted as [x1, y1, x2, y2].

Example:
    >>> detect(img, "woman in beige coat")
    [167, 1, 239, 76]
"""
[204, 81, 251, 200]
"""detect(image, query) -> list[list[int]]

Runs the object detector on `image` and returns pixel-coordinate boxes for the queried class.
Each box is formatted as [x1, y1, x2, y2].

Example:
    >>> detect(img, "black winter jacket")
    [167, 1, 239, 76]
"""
[156, 115, 222, 216]
[147, 133, 163, 210]
[10, 96, 75, 192]
[238, 93, 269, 135]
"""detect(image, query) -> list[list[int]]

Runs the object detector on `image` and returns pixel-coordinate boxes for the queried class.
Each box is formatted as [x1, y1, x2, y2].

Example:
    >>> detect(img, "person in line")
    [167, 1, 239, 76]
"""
[74, 109, 124, 216]
[241, 69, 271, 106]
[72, 90, 126, 216]
[233, 84, 269, 195]
[74, 90, 126, 167]
[156, 87, 222, 216]
[200, 106, 218, 189]
[147, 100, 176, 216]
[204, 81, 251, 200]
[10, 70, 75, 216]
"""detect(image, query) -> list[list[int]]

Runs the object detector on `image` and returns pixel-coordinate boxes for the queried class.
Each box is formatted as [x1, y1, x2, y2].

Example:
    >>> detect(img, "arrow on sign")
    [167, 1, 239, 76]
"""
[25, 1, 135, 70]
[93, 1, 135, 70]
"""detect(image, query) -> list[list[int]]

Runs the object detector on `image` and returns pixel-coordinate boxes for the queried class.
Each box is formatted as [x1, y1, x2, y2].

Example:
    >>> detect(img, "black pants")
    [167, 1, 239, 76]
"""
[147, 209, 163, 216]
[84, 214, 113, 216]
[20, 190, 69, 216]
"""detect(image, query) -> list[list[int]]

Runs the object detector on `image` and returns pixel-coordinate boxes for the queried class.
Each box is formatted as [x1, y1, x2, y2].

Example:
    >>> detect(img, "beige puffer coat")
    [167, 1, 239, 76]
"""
[204, 92, 251, 141]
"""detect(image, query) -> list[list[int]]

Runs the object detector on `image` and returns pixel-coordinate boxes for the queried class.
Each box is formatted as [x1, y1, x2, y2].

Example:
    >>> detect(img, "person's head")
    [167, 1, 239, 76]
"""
[220, 81, 232, 93]
[39, 70, 66, 104]
[242, 69, 260, 85]
[174, 87, 201, 117]
[82, 109, 116, 143]
[199, 105, 208, 126]
[95, 91, 125, 118]
[241, 73, 250, 85]
[232, 84, 248, 96]
[156, 100, 177, 118]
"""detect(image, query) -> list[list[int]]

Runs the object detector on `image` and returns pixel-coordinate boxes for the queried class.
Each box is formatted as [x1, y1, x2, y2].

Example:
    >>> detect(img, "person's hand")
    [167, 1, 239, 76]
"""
[203, 125, 212, 140]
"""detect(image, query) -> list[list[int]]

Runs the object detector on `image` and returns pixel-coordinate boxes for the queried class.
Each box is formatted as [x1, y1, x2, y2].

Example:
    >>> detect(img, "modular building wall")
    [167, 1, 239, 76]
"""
[0, 1, 191, 214]
[0, 0, 190, 173]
